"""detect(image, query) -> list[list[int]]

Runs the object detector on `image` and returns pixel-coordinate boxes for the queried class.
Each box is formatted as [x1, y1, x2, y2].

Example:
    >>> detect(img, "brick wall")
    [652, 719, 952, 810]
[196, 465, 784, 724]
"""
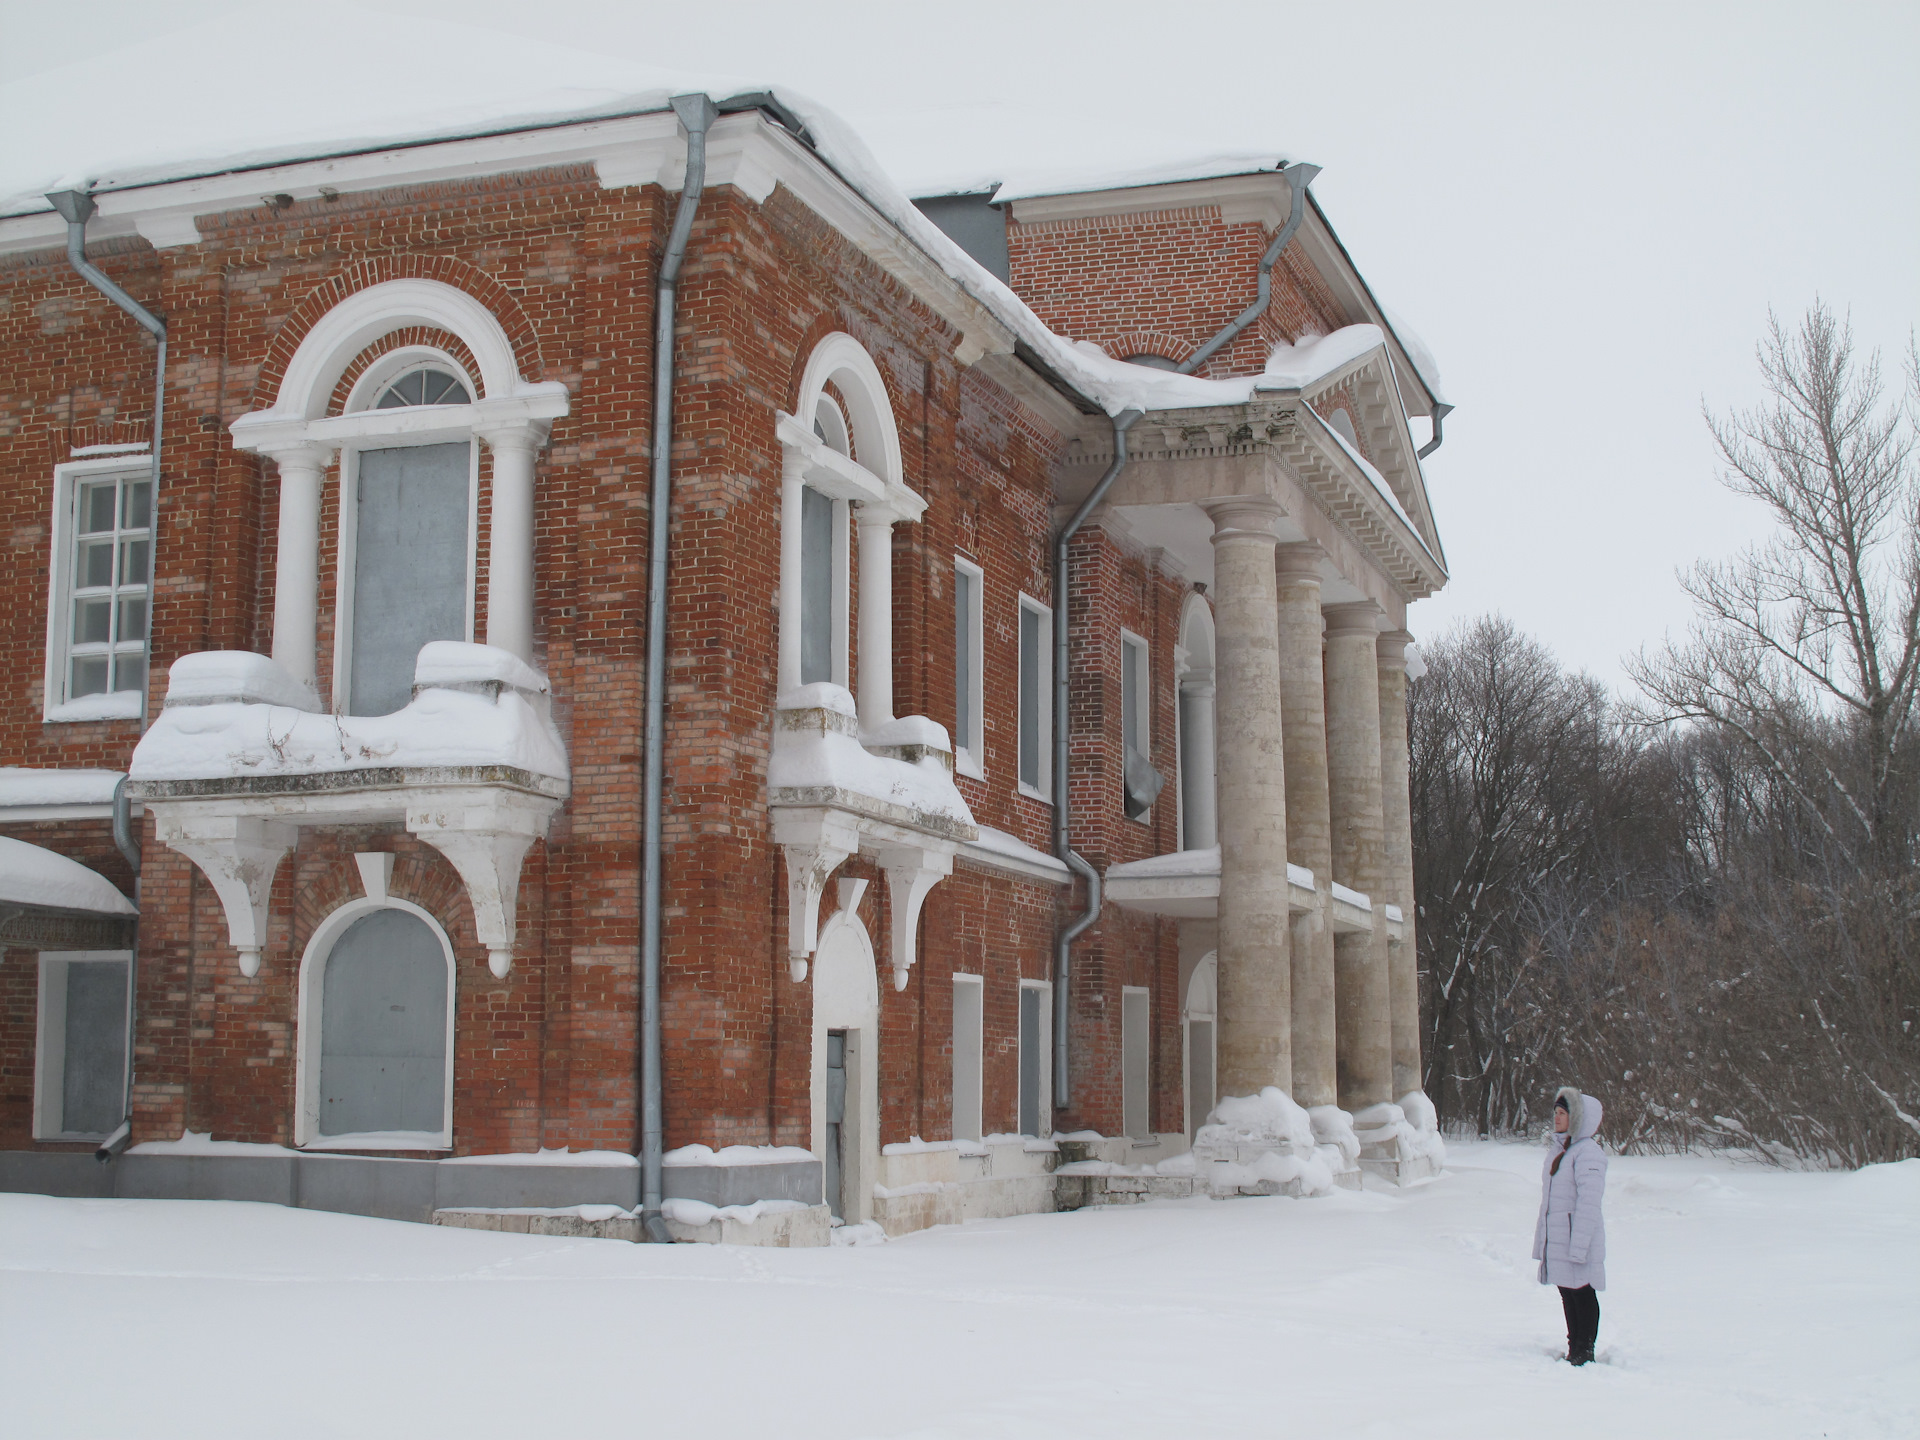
[1, 158, 1209, 1162]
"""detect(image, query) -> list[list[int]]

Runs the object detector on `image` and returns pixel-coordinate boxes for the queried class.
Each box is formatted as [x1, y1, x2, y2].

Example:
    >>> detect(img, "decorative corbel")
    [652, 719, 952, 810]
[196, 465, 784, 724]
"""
[780, 836, 855, 981]
[155, 813, 295, 977]
[406, 790, 554, 979]
[878, 844, 953, 991]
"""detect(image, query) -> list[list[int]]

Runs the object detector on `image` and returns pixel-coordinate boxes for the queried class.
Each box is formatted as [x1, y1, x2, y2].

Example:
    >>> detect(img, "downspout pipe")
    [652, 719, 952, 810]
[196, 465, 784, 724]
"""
[1051, 409, 1143, 1108]
[639, 94, 718, 1244]
[1417, 402, 1454, 460]
[44, 192, 161, 1165]
[1175, 162, 1320, 377]
[97, 779, 141, 1164]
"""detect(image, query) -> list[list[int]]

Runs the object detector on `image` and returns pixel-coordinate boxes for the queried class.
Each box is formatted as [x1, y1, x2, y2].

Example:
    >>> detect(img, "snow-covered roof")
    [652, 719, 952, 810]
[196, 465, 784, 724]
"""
[0, 836, 137, 916]
[0, 9, 1381, 426]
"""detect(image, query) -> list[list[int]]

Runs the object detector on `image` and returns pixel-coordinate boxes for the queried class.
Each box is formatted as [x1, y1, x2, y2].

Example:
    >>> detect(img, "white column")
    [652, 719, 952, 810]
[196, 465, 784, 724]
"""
[267, 445, 330, 692]
[480, 423, 546, 662]
[1202, 498, 1292, 1100]
[855, 502, 896, 730]
[1179, 678, 1218, 849]
[778, 450, 805, 697]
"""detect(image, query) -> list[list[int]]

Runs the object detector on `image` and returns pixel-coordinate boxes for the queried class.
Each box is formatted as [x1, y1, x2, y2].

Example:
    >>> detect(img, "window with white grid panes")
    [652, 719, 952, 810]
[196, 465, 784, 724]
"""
[64, 471, 152, 703]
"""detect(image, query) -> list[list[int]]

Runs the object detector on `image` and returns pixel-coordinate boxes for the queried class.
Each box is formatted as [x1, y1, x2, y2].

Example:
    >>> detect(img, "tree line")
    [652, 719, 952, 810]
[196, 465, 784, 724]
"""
[1411, 305, 1920, 1165]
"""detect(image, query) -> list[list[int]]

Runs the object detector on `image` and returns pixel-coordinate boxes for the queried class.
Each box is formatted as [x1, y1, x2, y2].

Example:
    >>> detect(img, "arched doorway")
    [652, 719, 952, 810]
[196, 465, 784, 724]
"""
[811, 903, 879, 1224]
[296, 899, 456, 1148]
[1184, 951, 1218, 1136]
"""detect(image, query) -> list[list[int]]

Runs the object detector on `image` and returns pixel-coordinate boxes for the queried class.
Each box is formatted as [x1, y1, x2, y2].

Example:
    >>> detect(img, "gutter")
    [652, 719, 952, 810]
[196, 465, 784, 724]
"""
[1051, 409, 1143, 1108]
[1175, 163, 1320, 376]
[638, 94, 719, 1244]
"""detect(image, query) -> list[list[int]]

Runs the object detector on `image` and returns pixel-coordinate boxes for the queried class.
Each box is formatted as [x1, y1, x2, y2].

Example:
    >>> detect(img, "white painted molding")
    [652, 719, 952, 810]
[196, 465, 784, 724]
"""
[151, 811, 296, 977]
[878, 845, 952, 991]
[404, 788, 557, 978]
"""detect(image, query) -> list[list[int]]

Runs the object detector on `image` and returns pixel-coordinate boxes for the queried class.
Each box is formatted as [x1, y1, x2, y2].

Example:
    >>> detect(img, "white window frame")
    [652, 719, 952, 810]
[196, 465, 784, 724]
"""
[1016, 977, 1054, 1138]
[293, 895, 458, 1150]
[33, 950, 132, 1141]
[1120, 628, 1152, 821]
[1121, 985, 1151, 1140]
[953, 556, 985, 778]
[1183, 951, 1218, 1137]
[42, 456, 154, 723]
[951, 972, 984, 1143]
[330, 353, 481, 715]
[1017, 594, 1053, 803]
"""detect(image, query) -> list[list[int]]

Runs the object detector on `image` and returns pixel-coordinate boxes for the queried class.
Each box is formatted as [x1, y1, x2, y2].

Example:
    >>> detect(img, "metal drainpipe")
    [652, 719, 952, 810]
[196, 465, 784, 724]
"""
[1417, 402, 1453, 460]
[1175, 163, 1319, 377]
[639, 94, 718, 1243]
[44, 190, 164, 1165]
[97, 776, 142, 1162]
[1051, 409, 1143, 1109]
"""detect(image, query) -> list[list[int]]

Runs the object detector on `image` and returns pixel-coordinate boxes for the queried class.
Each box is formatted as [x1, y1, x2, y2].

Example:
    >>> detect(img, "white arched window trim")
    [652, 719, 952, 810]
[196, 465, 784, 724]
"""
[293, 872, 458, 1151]
[773, 332, 925, 732]
[228, 278, 570, 699]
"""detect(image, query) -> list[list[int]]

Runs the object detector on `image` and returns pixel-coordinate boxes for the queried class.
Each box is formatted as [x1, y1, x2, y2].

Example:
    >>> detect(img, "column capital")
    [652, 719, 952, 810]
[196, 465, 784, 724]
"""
[477, 418, 552, 454]
[1376, 628, 1415, 668]
[257, 441, 335, 474]
[1275, 541, 1327, 584]
[1322, 601, 1383, 639]
[1202, 497, 1286, 545]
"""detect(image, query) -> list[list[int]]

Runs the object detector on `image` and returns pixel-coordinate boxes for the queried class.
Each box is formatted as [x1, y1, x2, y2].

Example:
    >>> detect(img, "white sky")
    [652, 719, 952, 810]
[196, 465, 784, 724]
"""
[5, 0, 1916, 689]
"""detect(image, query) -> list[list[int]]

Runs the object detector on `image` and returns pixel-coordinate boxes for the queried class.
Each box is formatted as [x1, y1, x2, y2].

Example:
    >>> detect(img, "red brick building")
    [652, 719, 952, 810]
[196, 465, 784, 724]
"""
[1, 85, 1449, 1242]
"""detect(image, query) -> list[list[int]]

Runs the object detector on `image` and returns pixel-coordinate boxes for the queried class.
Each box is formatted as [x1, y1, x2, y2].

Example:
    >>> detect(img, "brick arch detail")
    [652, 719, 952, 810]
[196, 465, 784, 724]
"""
[1104, 331, 1197, 366]
[327, 327, 484, 416]
[251, 254, 547, 414]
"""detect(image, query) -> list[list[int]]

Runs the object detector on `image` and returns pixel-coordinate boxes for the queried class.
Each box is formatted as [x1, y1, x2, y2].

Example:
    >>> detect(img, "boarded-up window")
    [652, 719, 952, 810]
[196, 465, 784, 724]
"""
[952, 974, 983, 1143]
[1018, 598, 1051, 795]
[318, 908, 449, 1138]
[800, 486, 836, 686]
[350, 443, 470, 716]
[35, 952, 130, 1139]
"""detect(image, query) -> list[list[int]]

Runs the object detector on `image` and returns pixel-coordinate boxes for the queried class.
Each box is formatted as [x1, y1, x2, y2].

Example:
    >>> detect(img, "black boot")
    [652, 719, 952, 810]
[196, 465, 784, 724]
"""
[1569, 1344, 1593, 1367]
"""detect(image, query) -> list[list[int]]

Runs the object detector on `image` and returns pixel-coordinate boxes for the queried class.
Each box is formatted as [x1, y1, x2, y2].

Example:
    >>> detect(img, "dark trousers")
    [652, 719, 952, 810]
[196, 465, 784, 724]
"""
[1558, 1284, 1600, 1354]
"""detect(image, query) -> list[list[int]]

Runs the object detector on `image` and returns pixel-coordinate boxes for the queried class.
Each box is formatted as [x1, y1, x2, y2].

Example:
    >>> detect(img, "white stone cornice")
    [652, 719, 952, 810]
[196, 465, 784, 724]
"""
[231, 393, 568, 455]
[0, 110, 1017, 369]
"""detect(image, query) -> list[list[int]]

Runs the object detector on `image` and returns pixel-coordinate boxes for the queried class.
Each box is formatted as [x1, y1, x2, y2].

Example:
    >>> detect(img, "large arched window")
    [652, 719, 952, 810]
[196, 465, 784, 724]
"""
[295, 893, 456, 1149]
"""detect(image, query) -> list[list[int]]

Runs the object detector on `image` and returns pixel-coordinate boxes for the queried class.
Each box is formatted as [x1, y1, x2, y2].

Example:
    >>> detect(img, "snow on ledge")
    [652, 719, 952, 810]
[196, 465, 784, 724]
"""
[1330, 881, 1372, 910]
[662, 1144, 816, 1168]
[441, 1148, 638, 1167]
[131, 646, 568, 783]
[960, 826, 1069, 882]
[0, 767, 125, 809]
[129, 1131, 298, 1157]
[662, 1197, 810, 1227]
[0, 837, 137, 915]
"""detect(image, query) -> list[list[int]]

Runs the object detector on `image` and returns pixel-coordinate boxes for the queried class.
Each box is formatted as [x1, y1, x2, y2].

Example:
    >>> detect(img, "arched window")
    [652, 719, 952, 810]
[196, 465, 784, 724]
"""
[1184, 952, 1218, 1136]
[1325, 406, 1361, 452]
[1125, 353, 1180, 371]
[297, 898, 455, 1148]
[374, 365, 473, 408]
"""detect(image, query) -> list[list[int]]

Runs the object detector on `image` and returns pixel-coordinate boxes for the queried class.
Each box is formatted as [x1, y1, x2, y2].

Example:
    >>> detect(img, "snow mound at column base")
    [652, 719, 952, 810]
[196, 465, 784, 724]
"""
[1193, 1087, 1335, 1197]
[1351, 1097, 1447, 1182]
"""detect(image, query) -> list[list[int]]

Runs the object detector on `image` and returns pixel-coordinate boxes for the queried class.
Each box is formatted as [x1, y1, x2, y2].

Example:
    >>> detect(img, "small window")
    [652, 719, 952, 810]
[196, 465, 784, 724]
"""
[953, 558, 984, 777]
[1122, 986, 1151, 1140]
[812, 393, 851, 457]
[52, 469, 152, 709]
[1325, 406, 1360, 452]
[1017, 596, 1052, 800]
[800, 486, 838, 686]
[1017, 979, 1051, 1137]
[34, 952, 131, 1140]
[952, 974, 983, 1143]
[1120, 631, 1164, 821]
[1125, 354, 1180, 371]
[374, 366, 472, 408]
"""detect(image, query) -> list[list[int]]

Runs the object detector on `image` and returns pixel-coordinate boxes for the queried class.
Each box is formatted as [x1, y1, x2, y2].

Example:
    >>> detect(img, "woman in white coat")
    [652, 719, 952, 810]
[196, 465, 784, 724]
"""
[1533, 1086, 1607, 1365]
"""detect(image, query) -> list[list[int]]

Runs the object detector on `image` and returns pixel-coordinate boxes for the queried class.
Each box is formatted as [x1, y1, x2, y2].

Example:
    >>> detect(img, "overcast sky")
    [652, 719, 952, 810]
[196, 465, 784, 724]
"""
[6, 0, 1916, 689]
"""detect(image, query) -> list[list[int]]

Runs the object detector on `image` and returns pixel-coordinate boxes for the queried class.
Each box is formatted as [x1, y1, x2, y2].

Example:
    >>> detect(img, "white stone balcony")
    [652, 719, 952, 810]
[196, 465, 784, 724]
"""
[1103, 845, 1406, 940]
[767, 682, 976, 990]
[127, 642, 568, 978]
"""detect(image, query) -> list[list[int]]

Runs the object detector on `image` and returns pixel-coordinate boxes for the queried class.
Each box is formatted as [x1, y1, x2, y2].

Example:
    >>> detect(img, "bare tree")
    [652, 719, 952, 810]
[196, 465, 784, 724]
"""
[1629, 303, 1920, 856]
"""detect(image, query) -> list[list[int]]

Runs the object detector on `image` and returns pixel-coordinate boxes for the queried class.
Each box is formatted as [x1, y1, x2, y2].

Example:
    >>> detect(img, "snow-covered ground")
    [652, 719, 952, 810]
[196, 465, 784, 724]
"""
[2, 1141, 1913, 1438]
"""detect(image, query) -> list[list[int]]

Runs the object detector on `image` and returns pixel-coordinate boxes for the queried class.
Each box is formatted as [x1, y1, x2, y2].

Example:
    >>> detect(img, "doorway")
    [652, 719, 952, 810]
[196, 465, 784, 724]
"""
[811, 907, 879, 1225]
[825, 1029, 848, 1220]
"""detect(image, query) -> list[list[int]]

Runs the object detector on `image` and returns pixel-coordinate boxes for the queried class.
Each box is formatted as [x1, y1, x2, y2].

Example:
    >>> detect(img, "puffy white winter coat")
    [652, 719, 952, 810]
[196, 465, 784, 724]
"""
[1533, 1087, 1607, 1291]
